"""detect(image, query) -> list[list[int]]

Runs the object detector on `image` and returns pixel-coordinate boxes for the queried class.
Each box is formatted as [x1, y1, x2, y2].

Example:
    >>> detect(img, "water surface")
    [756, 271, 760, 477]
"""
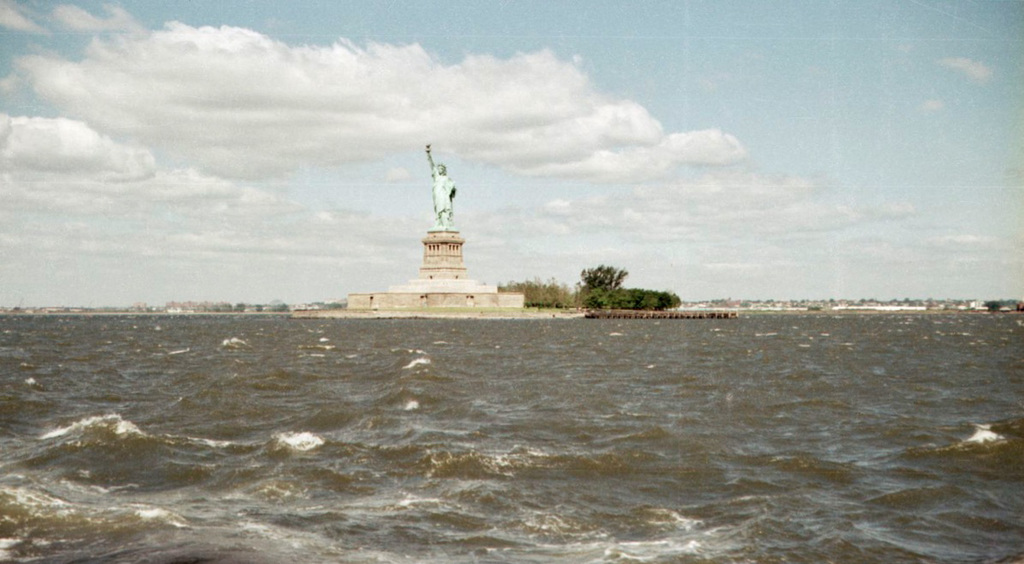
[1, 314, 1021, 562]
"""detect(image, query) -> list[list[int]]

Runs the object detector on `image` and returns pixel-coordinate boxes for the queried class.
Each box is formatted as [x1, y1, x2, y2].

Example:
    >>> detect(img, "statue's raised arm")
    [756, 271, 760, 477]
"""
[426, 144, 436, 179]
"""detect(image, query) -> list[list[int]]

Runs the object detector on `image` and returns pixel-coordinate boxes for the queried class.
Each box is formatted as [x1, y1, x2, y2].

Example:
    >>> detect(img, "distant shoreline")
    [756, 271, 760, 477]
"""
[0, 311, 292, 317]
[0, 309, 1014, 319]
[0, 309, 583, 320]
[291, 309, 585, 320]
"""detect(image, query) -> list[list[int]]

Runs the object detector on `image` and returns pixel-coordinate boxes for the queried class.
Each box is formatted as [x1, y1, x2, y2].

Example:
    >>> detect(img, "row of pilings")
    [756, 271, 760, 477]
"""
[584, 309, 738, 319]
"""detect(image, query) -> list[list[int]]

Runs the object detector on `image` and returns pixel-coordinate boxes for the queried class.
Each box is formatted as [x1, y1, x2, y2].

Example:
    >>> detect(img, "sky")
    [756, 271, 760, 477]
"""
[1, 0, 1021, 306]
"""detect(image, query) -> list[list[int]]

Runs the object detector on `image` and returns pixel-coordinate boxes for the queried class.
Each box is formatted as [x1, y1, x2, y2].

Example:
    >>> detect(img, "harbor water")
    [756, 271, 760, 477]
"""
[1, 314, 1022, 563]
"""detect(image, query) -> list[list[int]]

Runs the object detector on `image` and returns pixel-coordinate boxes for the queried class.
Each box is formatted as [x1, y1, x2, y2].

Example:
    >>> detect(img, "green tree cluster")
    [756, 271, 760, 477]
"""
[499, 277, 576, 308]
[578, 265, 681, 311]
[582, 287, 681, 310]
[983, 299, 1021, 312]
[501, 265, 682, 311]
[580, 265, 629, 292]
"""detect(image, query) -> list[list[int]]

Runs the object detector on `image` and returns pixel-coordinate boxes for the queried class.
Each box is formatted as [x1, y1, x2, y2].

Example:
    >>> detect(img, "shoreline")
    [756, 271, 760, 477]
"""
[290, 309, 586, 320]
[0, 309, 1014, 319]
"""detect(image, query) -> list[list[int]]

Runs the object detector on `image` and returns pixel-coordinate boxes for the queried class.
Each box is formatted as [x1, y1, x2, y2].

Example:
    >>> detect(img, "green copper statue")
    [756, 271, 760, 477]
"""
[426, 144, 456, 231]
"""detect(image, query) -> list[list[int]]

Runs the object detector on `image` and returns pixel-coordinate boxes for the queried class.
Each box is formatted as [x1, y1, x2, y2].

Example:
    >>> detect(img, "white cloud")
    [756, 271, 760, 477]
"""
[0, 73, 21, 95]
[0, 183, 419, 304]
[920, 99, 944, 112]
[925, 234, 1000, 250]
[462, 174, 957, 299]
[937, 57, 993, 82]
[14, 22, 745, 181]
[0, 113, 10, 143]
[0, 114, 313, 219]
[0, 112, 427, 304]
[523, 170, 912, 244]
[521, 129, 747, 182]
[384, 167, 413, 182]
[0, 0, 46, 33]
[1, 114, 155, 181]
[51, 4, 143, 33]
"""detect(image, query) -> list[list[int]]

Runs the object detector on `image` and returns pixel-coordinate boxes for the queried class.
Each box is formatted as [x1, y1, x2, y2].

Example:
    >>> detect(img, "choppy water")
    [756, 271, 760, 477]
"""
[1, 314, 1022, 563]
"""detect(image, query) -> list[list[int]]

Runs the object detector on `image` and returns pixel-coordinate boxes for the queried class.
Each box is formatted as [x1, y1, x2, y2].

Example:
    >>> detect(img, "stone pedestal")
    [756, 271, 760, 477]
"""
[347, 230, 524, 310]
[419, 231, 468, 281]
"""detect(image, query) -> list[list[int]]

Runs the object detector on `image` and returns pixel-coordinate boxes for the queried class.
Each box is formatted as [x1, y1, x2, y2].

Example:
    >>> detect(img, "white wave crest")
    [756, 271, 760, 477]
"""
[0, 538, 21, 561]
[299, 343, 335, 351]
[605, 539, 702, 559]
[639, 507, 702, 531]
[966, 424, 1003, 444]
[274, 432, 324, 451]
[530, 536, 705, 562]
[0, 487, 69, 513]
[41, 414, 144, 440]
[134, 506, 189, 528]
[187, 436, 234, 448]
[522, 512, 592, 536]
[396, 495, 444, 508]
[403, 357, 431, 369]
[221, 337, 248, 348]
[404, 400, 420, 411]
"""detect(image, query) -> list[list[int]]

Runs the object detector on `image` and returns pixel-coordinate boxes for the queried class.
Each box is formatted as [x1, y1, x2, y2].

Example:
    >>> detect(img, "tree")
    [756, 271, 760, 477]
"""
[580, 265, 628, 292]
[984, 299, 1019, 312]
[499, 277, 576, 308]
[577, 265, 681, 310]
[582, 287, 680, 310]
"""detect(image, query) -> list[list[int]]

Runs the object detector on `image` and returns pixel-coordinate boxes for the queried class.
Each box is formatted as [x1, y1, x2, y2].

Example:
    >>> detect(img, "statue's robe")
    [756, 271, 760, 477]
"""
[431, 171, 455, 230]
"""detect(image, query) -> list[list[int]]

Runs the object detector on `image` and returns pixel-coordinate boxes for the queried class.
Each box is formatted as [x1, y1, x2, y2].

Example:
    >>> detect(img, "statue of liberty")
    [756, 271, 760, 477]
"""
[426, 144, 456, 231]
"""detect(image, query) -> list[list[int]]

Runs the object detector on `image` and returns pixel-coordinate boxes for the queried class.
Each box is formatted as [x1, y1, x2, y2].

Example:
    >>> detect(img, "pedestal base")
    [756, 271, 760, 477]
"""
[346, 230, 524, 310]
[347, 291, 524, 310]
